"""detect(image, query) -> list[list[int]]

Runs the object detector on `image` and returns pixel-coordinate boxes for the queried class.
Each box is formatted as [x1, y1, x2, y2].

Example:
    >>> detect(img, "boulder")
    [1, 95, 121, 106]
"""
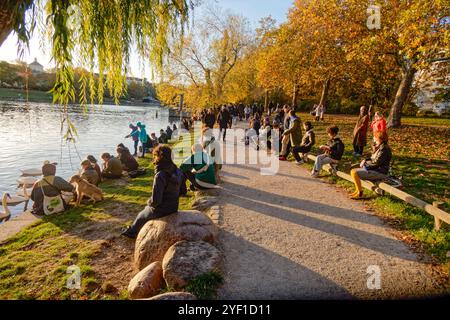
[162, 240, 222, 290]
[192, 196, 218, 212]
[145, 292, 197, 300]
[134, 210, 218, 270]
[128, 261, 164, 299]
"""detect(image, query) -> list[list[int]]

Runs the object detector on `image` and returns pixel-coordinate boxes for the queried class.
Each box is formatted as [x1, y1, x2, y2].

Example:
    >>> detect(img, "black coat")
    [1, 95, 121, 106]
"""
[203, 113, 216, 129]
[149, 162, 183, 217]
[217, 110, 231, 128]
[365, 142, 392, 174]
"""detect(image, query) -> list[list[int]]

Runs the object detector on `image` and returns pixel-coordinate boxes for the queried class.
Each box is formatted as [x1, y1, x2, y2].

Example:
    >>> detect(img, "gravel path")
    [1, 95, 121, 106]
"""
[216, 123, 448, 299]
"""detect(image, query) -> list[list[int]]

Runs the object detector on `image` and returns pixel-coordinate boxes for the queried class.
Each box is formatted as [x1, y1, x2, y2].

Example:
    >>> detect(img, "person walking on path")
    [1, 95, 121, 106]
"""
[279, 110, 302, 161]
[125, 124, 140, 156]
[352, 106, 370, 157]
[292, 121, 315, 164]
[311, 126, 344, 178]
[350, 130, 392, 199]
[217, 106, 232, 142]
[136, 122, 148, 158]
[203, 108, 216, 129]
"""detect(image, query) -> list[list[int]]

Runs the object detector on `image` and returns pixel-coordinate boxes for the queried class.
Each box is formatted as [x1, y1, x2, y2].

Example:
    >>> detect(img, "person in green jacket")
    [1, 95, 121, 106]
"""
[180, 144, 217, 191]
[279, 110, 303, 161]
[136, 122, 148, 158]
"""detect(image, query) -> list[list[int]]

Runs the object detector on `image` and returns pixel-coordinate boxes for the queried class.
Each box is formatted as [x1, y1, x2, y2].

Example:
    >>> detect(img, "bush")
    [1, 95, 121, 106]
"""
[402, 102, 419, 116]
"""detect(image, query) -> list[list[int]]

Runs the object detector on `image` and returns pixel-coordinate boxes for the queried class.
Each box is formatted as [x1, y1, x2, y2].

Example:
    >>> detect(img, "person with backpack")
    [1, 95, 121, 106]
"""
[30, 162, 74, 215]
[311, 126, 344, 178]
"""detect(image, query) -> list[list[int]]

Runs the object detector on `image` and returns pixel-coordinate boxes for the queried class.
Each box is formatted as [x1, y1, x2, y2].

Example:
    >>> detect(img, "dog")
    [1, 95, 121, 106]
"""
[69, 175, 104, 206]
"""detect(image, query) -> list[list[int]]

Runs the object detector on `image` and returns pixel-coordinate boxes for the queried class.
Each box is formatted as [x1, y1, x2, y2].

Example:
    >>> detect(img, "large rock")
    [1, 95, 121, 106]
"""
[128, 261, 164, 299]
[192, 196, 218, 212]
[146, 292, 197, 300]
[134, 210, 218, 270]
[162, 240, 222, 290]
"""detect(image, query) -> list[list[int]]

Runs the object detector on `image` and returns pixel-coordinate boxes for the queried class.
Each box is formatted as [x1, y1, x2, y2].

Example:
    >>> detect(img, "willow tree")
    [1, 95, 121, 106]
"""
[0, 0, 194, 137]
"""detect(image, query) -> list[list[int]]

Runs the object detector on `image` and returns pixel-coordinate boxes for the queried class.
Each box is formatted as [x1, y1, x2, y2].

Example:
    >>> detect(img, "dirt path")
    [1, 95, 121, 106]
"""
[216, 123, 448, 299]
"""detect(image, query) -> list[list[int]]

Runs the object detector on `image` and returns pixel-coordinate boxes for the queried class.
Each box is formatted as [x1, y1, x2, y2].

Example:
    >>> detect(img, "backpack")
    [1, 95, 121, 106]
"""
[334, 139, 345, 160]
[41, 179, 65, 215]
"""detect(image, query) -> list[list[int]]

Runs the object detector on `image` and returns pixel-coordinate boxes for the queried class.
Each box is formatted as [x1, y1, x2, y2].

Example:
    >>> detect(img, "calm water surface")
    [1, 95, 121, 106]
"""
[0, 101, 180, 218]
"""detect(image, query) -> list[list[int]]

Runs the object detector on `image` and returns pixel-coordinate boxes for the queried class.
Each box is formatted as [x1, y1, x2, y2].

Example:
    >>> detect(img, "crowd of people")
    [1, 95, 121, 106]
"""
[26, 101, 392, 240]
[199, 101, 392, 201]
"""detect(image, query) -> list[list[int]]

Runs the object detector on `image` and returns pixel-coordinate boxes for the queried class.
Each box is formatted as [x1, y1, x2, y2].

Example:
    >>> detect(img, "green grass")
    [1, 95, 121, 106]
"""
[185, 271, 224, 300]
[0, 148, 196, 300]
[0, 87, 53, 103]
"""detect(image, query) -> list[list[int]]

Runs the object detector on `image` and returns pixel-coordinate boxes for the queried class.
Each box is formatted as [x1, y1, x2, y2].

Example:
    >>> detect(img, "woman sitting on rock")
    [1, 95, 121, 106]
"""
[121, 145, 186, 239]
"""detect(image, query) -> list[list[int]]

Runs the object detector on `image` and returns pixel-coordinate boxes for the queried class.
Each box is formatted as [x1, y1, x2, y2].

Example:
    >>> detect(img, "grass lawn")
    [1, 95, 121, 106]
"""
[0, 88, 53, 103]
[295, 112, 450, 265]
[0, 154, 196, 299]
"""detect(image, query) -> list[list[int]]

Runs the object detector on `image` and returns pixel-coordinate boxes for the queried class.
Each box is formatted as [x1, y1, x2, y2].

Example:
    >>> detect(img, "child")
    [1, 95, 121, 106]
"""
[87, 155, 102, 183]
[311, 126, 344, 178]
[80, 159, 100, 186]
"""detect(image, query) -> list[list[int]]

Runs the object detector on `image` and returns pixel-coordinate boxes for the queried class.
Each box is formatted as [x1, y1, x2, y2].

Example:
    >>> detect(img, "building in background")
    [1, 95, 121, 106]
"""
[28, 58, 44, 73]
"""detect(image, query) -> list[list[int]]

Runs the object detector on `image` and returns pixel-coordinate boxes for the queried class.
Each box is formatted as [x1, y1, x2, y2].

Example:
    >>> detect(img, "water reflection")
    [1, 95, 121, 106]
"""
[0, 102, 179, 218]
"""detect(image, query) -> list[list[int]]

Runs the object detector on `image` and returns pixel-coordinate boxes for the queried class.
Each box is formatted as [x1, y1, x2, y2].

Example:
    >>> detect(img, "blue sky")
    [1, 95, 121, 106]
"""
[0, 0, 293, 78]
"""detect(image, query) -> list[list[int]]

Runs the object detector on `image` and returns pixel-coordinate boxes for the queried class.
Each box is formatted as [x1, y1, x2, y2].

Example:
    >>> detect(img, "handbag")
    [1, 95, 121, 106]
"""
[41, 178, 65, 215]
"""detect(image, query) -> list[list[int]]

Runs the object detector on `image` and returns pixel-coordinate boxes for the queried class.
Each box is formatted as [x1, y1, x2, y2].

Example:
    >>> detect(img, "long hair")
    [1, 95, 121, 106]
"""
[152, 145, 174, 166]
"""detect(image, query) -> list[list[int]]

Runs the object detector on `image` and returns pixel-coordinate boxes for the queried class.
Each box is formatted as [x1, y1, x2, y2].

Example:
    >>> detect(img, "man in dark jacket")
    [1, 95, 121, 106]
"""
[292, 121, 316, 164]
[311, 126, 344, 177]
[203, 108, 216, 129]
[31, 162, 75, 215]
[217, 106, 232, 141]
[121, 145, 185, 239]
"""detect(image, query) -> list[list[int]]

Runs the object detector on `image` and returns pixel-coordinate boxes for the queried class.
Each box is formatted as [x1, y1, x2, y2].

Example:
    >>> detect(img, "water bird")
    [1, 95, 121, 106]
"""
[20, 168, 42, 176]
[0, 193, 12, 222]
[17, 176, 38, 187]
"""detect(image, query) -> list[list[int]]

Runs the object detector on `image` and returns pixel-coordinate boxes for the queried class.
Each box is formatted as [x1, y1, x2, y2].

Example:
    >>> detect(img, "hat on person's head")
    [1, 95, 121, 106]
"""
[42, 162, 56, 176]
[136, 122, 142, 127]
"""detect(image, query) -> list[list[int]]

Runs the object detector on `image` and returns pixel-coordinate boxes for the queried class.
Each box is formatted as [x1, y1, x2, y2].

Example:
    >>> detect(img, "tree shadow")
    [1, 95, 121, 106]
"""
[219, 183, 419, 261]
[217, 230, 353, 300]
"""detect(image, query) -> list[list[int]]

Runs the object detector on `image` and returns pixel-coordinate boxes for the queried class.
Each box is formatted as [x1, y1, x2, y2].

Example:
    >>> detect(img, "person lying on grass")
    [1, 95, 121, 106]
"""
[349, 131, 392, 200]
[121, 145, 186, 239]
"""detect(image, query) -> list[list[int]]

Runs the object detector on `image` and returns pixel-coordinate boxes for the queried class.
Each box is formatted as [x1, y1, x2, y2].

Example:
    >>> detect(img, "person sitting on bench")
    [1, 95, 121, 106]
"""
[292, 121, 315, 165]
[349, 131, 392, 199]
[311, 126, 344, 178]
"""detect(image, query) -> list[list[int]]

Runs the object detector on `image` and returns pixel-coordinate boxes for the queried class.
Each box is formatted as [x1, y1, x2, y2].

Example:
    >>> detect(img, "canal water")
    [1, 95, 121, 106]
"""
[0, 101, 180, 218]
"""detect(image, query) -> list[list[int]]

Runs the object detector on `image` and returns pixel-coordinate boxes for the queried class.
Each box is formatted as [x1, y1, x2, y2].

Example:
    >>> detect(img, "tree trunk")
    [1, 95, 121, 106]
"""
[264, 90, 269, 113]
[387, 63, 416, 128]
[292, 84, 299, 109]
[319, 78, 330, 107]
[0, 4, 15, 46]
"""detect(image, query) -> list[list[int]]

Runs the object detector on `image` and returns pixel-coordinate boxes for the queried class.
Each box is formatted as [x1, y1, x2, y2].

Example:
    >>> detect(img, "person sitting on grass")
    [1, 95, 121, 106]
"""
[101, 153, 123, 179]
[311, 126, 345, 178]
[31, 162, 75, 215]
[158, 129, 168, 144]
[117, 145, 139, 172]
[349, 131, 392, 199]
[81, 159, 100, 186]
[121, 145, 186, 239]
[87, 155, 102, 183]
[180, 144, 217, 191]
[292, 121, 315, 165]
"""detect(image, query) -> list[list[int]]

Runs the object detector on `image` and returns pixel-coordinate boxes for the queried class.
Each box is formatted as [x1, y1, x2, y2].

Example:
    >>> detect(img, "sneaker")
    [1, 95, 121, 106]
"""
[121, 228, 136, 239]
[295, 160, 303, 165]
[311, 170, 319, 178]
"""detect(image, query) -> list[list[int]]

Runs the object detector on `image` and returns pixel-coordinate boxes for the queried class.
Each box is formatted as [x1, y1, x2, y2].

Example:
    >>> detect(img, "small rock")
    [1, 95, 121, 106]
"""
[192, 197, 218, 211]
[145, 292, 197, 300]
[162, 241, 222, 290]
[128, 261, 164, 299]
[134, 211, 218, 270]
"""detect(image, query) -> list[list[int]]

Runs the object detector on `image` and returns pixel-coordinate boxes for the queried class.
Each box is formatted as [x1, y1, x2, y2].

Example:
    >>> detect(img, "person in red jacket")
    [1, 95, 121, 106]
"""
[371, 112, 387, 135]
